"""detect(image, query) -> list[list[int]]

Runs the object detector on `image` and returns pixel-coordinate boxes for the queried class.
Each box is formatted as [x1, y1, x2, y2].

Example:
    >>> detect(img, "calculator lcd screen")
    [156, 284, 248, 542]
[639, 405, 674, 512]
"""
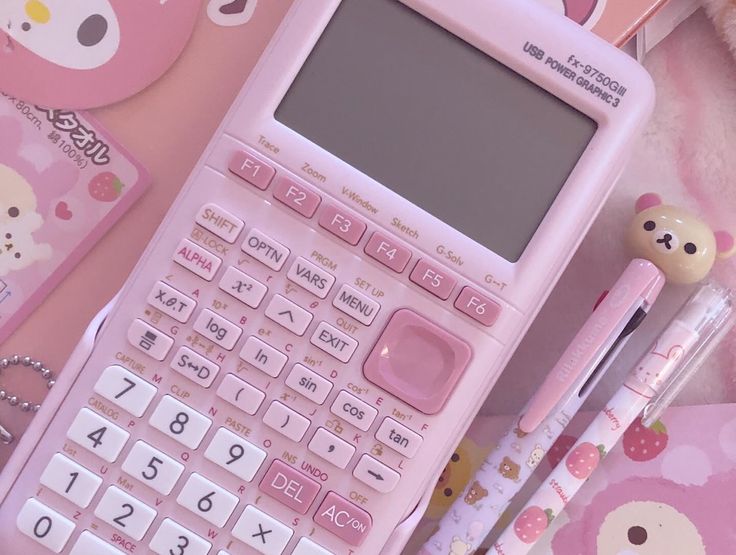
[275, 0, 597, 262]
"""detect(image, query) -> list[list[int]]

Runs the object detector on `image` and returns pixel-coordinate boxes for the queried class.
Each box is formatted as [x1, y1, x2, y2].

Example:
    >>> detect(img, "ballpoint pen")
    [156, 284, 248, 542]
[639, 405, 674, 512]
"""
[420, 259, 665, 555]
[490, 282, 735, 555]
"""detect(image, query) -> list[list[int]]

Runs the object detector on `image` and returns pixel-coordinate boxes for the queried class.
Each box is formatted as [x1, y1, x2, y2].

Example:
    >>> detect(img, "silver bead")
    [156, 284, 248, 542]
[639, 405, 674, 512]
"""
[32, 361, 43, 371]
[0, 358, 8, 369]
[41, 368, 51, 379]
[0, 390, 6, 400]
[32, 404, 41, 413]
[47, 380, 55, 389]
[8, 396, 18, 406]
[20, 402, 31, 412]
[10, 355, 19, 365]
[21, 356, 32, 366]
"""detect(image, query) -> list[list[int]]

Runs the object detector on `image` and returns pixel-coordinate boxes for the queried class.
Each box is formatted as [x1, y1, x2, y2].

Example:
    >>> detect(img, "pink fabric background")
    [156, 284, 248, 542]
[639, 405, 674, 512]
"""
[0, 6, 734, 478]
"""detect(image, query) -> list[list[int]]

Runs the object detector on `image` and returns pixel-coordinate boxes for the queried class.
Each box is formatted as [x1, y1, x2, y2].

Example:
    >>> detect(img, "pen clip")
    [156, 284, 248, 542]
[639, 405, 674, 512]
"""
[519, 260, 665, 433]
[643, 284, 736, 426]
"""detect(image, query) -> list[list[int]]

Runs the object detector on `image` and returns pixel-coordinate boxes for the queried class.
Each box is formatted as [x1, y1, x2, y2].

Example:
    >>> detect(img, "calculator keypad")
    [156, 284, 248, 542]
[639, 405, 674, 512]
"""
[11, 145, 503, 554]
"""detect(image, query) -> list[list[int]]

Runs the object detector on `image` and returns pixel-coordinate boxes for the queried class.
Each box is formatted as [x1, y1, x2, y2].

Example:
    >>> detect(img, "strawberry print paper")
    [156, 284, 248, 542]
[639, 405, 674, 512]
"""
[0, 97, 148, 343]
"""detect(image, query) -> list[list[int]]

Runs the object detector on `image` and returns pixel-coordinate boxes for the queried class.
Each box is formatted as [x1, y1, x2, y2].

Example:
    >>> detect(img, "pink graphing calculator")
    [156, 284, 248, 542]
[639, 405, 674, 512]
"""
[0, 1, 654, 554]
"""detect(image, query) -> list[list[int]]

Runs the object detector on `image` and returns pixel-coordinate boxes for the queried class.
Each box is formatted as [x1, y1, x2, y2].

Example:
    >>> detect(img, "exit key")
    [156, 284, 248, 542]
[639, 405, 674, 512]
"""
[259, 460, 321, 514]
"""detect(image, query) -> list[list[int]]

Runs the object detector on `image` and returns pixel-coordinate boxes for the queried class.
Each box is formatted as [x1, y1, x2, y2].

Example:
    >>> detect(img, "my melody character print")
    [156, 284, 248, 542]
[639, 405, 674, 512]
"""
[0, 0, 200, 108]
[537, 0, 607, 28]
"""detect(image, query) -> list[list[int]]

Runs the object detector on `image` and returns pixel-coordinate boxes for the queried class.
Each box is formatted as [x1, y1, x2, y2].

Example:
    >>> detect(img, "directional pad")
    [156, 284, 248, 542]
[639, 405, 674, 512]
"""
[363, 309, 472, 414]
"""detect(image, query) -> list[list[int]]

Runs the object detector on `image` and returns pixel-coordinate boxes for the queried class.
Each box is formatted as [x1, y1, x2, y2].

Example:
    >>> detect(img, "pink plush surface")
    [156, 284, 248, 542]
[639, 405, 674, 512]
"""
[486, 10, 736, 417]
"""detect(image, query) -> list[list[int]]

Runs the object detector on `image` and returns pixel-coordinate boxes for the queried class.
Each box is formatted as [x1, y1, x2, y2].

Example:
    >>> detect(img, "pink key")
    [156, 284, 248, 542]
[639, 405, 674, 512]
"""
[272, 176, 321, 218]
[318, 204, 367, 245]
[364, 232, 411, 273]
[454, 286, 502, 327]
[363, 309, 472, 415]
[314, 492, 372, 546]
[410, 259, 457, 300]
[229, 150, 275, 190]
[259, 460, 321, 515]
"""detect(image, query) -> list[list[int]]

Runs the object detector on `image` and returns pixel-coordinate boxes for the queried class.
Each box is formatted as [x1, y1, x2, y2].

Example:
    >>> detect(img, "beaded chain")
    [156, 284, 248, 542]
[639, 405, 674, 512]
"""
[0, 355, 54, 444]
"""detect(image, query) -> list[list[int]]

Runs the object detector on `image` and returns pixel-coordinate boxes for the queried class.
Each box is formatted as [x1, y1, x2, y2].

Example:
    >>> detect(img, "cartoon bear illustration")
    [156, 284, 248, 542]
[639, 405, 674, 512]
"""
[627, 193, 735, 284]
[527, 444, 545, 469]
[449, 535, 472, 555]
[428, 438, 485, 519]
[0, 163, 38, 226]
[463, 480, 488, 506]
[552, 472, 736, 554]
[499, 456, 521, 481]
[0, 163, 51, 276]
[0, 0, 200, 109]
[537, 0, 607, 27]
[0, 211, 52, 276]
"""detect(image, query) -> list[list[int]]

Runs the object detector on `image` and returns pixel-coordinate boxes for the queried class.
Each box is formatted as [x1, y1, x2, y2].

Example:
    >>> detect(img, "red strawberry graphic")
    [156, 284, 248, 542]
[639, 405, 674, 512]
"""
[565, 442, 605, 479]
[89, 172, 124, 202]
[547, 434, 577, 469]
[623, 417, 668, 462]
[514, 506, 554, 544]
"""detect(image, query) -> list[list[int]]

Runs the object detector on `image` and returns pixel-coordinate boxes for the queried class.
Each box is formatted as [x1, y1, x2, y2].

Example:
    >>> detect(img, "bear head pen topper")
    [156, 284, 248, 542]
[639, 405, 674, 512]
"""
[627, 193, 735, 284]
[0, 0, 200, 109]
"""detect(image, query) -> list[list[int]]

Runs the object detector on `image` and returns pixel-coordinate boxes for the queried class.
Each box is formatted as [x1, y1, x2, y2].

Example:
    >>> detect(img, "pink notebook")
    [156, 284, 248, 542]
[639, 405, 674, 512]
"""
[405, 403, 736, 554]
[0, 98, 149, 343]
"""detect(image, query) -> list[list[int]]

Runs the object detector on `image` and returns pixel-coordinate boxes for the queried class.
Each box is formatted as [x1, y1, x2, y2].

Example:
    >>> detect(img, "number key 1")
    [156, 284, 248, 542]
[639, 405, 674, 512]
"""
[39, 454, 102, 508]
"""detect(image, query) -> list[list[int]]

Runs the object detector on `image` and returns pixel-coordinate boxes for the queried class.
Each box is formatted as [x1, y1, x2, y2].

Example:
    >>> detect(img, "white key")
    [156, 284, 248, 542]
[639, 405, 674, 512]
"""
[204, 427, 267, 482]
[332, 284, 380, 325]
[148, 396, 212, 449]
[263, 401, 310, 442]
[216, 374, 265, 415]
[242, 228, 290, 271]
[308, 428, 355, 469]
[330, 391, 377, 432]
[170, 346, 220, 388]
[240, 336, 288, 378]
[310, 322, 358, 363]
[285, 364, 333, 404]
[149, 518, 212, 555]
[173, 238, 222, 281]
[375, 418, 423, 458]
[67, 408, 129, 462]
[40, 454, 102, 508]
[94, 486, 157, 541]
[265, 295, 313, 336]
[353, 455, 401, 494]
[219, 266, 268, 308]
[93, 365, 157, 417]
[177, 473, 239, 527]
[70, 531, 126, 555]
[287, 257, 336, 299]
[193, 309, 242, 351]
[146, 281, 196, 323]
[122, 441, 185, 495]
[293, 537, 336, 555]
[127, 319, 174, 361]
[17, 498, 75, 553]
[232, 505, 293, 555]
[196, 203, 244, 244]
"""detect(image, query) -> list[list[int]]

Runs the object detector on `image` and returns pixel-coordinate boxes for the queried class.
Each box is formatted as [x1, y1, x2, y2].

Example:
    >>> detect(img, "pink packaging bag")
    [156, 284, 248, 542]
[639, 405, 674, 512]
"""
[405, 403, 736, 554]
[0, 97, 149, 343]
